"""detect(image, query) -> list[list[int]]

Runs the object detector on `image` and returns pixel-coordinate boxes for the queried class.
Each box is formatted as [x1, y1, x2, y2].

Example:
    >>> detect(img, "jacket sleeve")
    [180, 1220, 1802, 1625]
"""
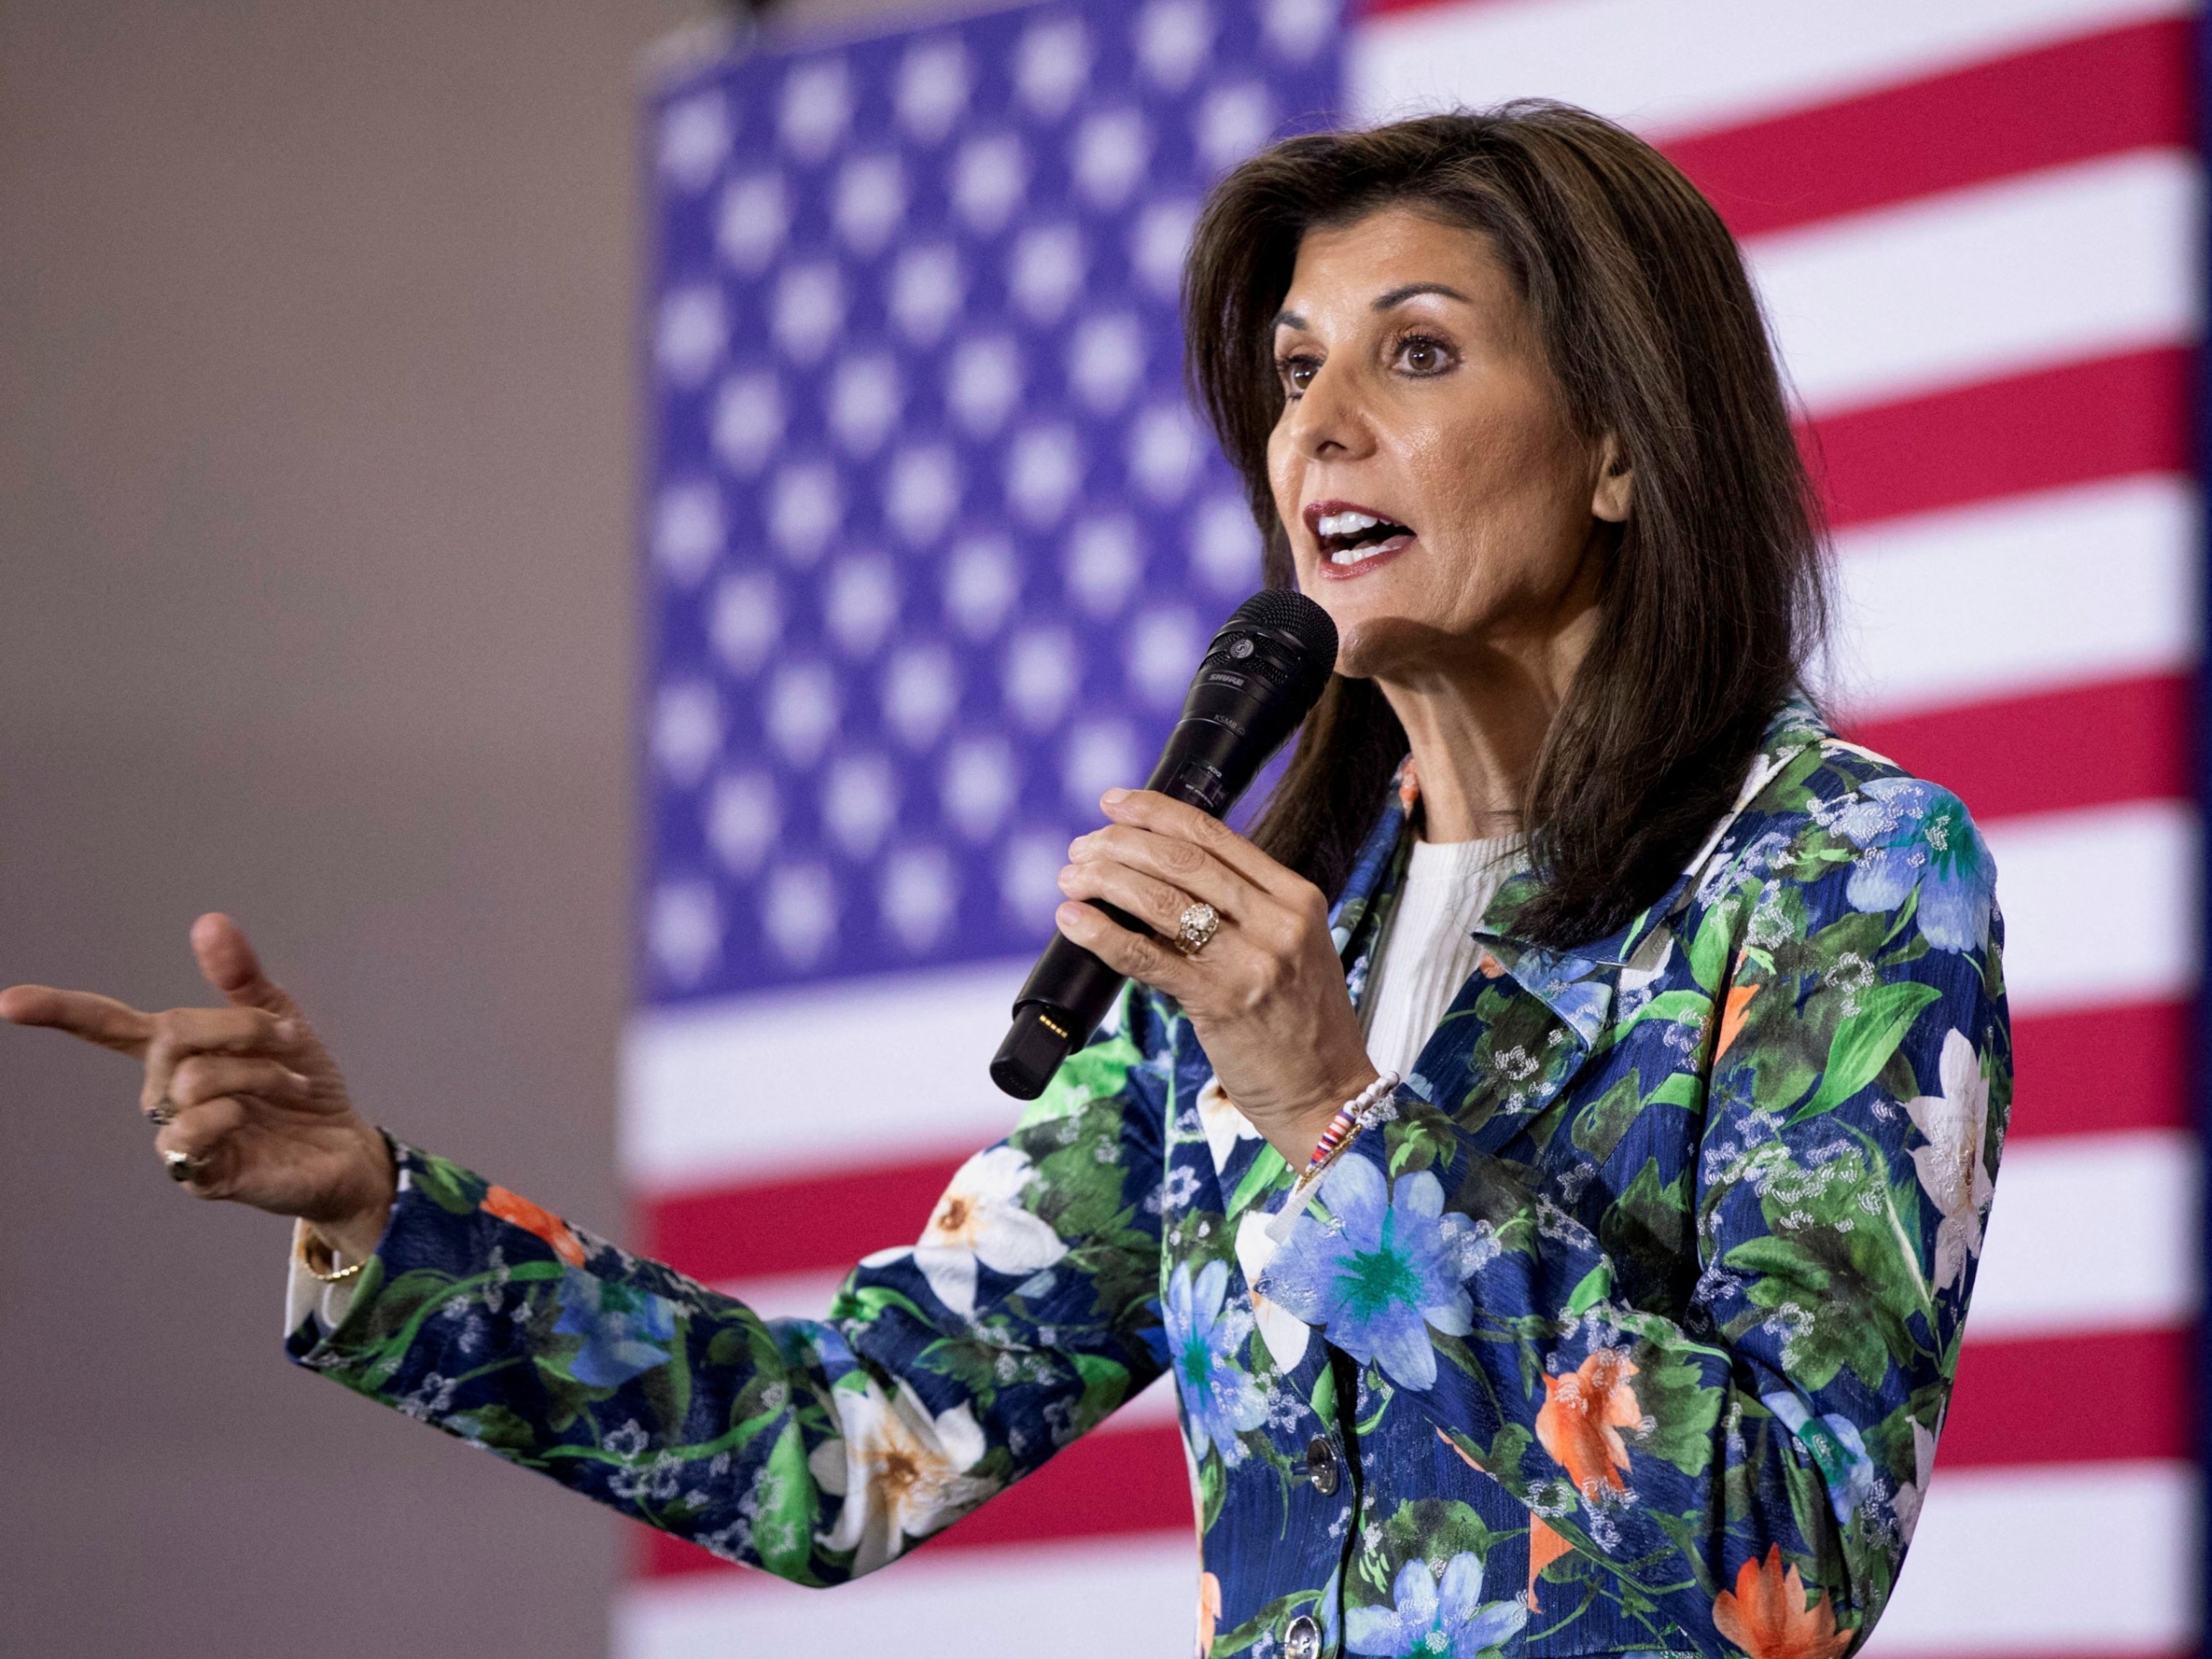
[1259, 776, 2009, 1654]
[287, 1015, 1169, 1586]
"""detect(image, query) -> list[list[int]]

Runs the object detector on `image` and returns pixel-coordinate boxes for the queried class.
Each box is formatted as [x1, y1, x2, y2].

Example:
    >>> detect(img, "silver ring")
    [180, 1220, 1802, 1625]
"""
[145, 1096, 177, 1127]
[1172, 902, 1220, 958]
[162, 1148, 195, 1182]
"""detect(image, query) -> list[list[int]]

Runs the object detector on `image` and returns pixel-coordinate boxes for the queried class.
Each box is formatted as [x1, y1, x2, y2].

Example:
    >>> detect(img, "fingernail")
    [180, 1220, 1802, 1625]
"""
[1101, 788, 1128, 806]
[274, 1019, 299, 1044]
[1055, 902, 1083, 927]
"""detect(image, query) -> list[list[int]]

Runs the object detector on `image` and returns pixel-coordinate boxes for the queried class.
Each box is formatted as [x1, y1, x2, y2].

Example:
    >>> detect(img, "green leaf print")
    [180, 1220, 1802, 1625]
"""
[1627, 1341, 1723, 1476]
[1564, 1262, 1613, 1318]
[755, 1418, 819, 1583]
[1789, 980, 1942, 1123]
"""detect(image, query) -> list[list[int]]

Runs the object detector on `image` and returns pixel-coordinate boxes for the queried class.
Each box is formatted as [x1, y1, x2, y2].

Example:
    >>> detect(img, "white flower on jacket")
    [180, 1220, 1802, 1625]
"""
[1197, 1076, 1260, 1175]
[1234, 1208, 1309, 1371]
[868, 1145, 1069, 1318]
[809, 1375, 997, 1575]
[1890, 1413, 1941, 1546]
[1904, 1028, 1994, 1293]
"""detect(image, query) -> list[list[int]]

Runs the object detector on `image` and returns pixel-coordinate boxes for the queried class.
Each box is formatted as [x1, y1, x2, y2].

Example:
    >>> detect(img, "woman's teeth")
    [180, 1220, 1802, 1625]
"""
[1315, 508, 1411, 564]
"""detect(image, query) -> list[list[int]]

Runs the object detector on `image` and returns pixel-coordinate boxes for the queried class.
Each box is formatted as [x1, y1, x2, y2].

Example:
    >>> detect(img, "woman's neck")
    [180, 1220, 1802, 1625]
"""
[1378, 611, 1598, 845]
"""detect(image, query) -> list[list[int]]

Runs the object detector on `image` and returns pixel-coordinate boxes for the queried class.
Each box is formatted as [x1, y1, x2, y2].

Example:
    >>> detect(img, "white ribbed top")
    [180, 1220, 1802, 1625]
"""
[1362, 834, 1524, 1082]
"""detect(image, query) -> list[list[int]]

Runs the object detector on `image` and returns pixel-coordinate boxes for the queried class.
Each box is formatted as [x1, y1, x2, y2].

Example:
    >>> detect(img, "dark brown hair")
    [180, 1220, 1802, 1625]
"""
[1186, 104, 1827, 946]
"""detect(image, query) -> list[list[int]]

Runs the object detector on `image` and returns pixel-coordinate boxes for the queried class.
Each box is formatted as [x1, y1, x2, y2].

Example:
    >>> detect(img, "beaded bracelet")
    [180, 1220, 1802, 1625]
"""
[1267, 1069, 1401, 1244]
[296, 1224, 369, 1285]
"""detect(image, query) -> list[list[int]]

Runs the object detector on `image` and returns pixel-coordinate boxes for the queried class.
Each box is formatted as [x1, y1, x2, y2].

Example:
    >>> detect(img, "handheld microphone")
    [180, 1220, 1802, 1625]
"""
[989, 588, 1339, 1100]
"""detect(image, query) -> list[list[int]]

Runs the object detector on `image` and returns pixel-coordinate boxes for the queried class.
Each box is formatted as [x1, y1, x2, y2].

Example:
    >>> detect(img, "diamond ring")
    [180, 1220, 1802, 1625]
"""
[1172, 902, 1220, 958]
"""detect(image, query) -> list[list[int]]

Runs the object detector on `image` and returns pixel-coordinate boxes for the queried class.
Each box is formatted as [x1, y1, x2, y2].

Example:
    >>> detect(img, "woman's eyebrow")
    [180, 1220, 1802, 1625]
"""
[1270, 309, 1307, 333]
[1372, 281, 1471, 310]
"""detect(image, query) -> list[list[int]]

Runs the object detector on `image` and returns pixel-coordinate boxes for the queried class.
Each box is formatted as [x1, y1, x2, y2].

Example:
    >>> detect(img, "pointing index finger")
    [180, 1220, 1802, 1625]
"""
[0, 985, 156, 1056]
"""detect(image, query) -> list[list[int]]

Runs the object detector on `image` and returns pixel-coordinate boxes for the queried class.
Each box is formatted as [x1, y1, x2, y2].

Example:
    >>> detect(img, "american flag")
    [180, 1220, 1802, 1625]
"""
[627, 1, 2203, 1653]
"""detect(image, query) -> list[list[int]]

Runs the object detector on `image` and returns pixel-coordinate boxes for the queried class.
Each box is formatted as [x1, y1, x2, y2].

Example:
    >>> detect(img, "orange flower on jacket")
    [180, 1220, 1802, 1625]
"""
[1715, 984, 1759, 1061]
[1197, 1570, 1222, 1658]
[1535, 1349, 1641, 1498]
[1711, 1545, 1853, 1659]
[482, 1184, 588, 1266]
[1526, 1512, 1572, 1610]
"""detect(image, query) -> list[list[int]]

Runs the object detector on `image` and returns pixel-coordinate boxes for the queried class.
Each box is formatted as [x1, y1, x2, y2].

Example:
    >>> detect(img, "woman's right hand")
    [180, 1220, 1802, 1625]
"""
[1, 912, 396, 1260]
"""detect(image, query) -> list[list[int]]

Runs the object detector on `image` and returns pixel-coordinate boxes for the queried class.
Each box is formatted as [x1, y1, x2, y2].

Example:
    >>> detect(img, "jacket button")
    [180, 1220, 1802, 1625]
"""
[1284, 1614, 1322, 1659]
[1305, 1436, 1340, 1496]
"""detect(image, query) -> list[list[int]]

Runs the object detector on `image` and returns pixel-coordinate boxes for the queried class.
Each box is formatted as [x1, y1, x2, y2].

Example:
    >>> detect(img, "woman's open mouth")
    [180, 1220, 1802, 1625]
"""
[1310, 504, 1414, 567]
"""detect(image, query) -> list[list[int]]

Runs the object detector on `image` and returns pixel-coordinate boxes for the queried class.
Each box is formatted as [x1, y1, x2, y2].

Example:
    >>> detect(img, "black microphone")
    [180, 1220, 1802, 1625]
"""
[989, 588, 1340, 1099]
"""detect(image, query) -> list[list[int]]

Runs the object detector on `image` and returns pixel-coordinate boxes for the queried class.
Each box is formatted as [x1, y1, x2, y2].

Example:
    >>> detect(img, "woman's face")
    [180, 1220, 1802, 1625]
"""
[1265, 205, 1628, 686]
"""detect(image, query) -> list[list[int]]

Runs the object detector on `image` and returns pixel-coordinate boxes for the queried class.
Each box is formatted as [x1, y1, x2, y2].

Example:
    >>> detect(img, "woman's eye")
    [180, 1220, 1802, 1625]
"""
[1275, 354, 1321, 395]
[1396, 336, 1453, 375]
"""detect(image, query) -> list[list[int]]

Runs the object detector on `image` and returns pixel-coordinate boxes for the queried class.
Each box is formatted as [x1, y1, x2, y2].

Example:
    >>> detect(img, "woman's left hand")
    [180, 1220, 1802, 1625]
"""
[1056, 787, 1380, 1165]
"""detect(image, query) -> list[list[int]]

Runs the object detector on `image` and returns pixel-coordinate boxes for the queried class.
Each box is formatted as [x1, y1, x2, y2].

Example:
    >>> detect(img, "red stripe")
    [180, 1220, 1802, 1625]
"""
[1803, 348, 2189, 531]
[649, 1154, 965, 1285]
[638, 1421, 1192, 1578]
[1841, 674, 2189, 823]
[1664, 19, 2192, 238]
[1943, 1326, 2192, 1467]
[2009, 1001, 2190, 1141]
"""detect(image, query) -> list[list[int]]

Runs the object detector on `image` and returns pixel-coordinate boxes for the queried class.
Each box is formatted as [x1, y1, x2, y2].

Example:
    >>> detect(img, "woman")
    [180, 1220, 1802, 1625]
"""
[4, 106, 2006, 1658]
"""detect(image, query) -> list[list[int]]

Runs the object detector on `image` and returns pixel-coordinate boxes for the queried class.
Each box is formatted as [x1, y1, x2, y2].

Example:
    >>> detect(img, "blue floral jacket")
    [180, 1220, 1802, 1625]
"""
[290, 702, 2008, 1658]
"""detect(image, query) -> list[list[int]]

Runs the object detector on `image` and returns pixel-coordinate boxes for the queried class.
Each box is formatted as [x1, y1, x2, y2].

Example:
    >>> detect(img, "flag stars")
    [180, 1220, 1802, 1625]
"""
[780, 58, 853, 161]
[718, 174, 790, 273]
[711, 568, 782, 676]
[896, 35, 971, 145]
[645, 0, 1342, 992]
[1015, 14, 1092, 119]
[713, 369, 786, 476]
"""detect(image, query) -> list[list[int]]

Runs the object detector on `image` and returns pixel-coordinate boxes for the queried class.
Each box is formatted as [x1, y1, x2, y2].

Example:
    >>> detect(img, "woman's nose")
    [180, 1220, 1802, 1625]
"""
[1282, 361, 1370, 459]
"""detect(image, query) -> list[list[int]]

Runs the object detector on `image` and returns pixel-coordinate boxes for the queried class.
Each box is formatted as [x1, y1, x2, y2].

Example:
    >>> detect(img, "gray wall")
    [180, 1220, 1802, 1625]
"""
[0, 2, 894, 1652]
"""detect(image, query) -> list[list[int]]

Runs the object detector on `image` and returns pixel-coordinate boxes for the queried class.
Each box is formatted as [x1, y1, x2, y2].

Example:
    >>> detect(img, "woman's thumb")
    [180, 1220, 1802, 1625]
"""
[190, 912, 301, 1019]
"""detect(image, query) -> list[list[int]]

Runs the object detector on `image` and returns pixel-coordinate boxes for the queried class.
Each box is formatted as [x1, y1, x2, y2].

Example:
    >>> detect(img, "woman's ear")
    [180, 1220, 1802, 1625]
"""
[1591, 435, 1633, 523]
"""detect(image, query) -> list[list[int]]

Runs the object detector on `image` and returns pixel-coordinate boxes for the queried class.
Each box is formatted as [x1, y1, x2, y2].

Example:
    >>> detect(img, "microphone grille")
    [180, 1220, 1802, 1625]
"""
[1222, 588, 1339, 698]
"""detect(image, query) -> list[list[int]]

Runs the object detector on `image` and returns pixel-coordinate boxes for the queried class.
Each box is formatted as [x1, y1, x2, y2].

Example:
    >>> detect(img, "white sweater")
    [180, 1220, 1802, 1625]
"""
[1360, 833, 1524, 1083]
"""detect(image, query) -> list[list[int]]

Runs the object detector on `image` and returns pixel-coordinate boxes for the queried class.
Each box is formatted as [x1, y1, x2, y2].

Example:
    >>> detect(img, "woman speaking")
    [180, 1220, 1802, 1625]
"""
[4, 105, 2006, 1658]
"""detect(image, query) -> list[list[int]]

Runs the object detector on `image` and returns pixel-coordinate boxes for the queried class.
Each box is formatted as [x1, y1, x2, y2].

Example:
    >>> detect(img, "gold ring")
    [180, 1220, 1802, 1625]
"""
[1172, 902, 1220, 958]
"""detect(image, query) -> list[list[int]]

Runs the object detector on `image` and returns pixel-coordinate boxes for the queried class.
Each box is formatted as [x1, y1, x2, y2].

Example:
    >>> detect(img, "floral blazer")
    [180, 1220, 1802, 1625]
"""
[289, 702, 2008, 1659]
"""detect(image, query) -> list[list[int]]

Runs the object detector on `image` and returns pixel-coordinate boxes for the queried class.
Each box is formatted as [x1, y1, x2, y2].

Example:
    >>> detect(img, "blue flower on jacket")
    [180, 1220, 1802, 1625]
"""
[1833, 778, 1995, 952]
[1347, 1553, 1529, 1658]
[1761, 1390, 1877, 1524]
[553, 1267, 675, 1388]
[1163, 1259, 1268, 1465]
[1262, 1156, 1481, 1391]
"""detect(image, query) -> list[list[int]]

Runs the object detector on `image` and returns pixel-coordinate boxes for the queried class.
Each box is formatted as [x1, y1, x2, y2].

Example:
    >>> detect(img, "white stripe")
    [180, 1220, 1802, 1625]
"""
[1964, 1129, 2198, 1339]
[626, 801, 2200, 1174]
[615, 1533, 1199, 1659]
[1347, 0, 2188, 140]
[623, 958, 1035, 1192]
[1745, 150, 2200, 417]
[1866, 1460, 2195, 1654]
[1824, 475, 2200, 724]
[615, 1466, 2192, 1656]
[1982, 799, 2199, 1016]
